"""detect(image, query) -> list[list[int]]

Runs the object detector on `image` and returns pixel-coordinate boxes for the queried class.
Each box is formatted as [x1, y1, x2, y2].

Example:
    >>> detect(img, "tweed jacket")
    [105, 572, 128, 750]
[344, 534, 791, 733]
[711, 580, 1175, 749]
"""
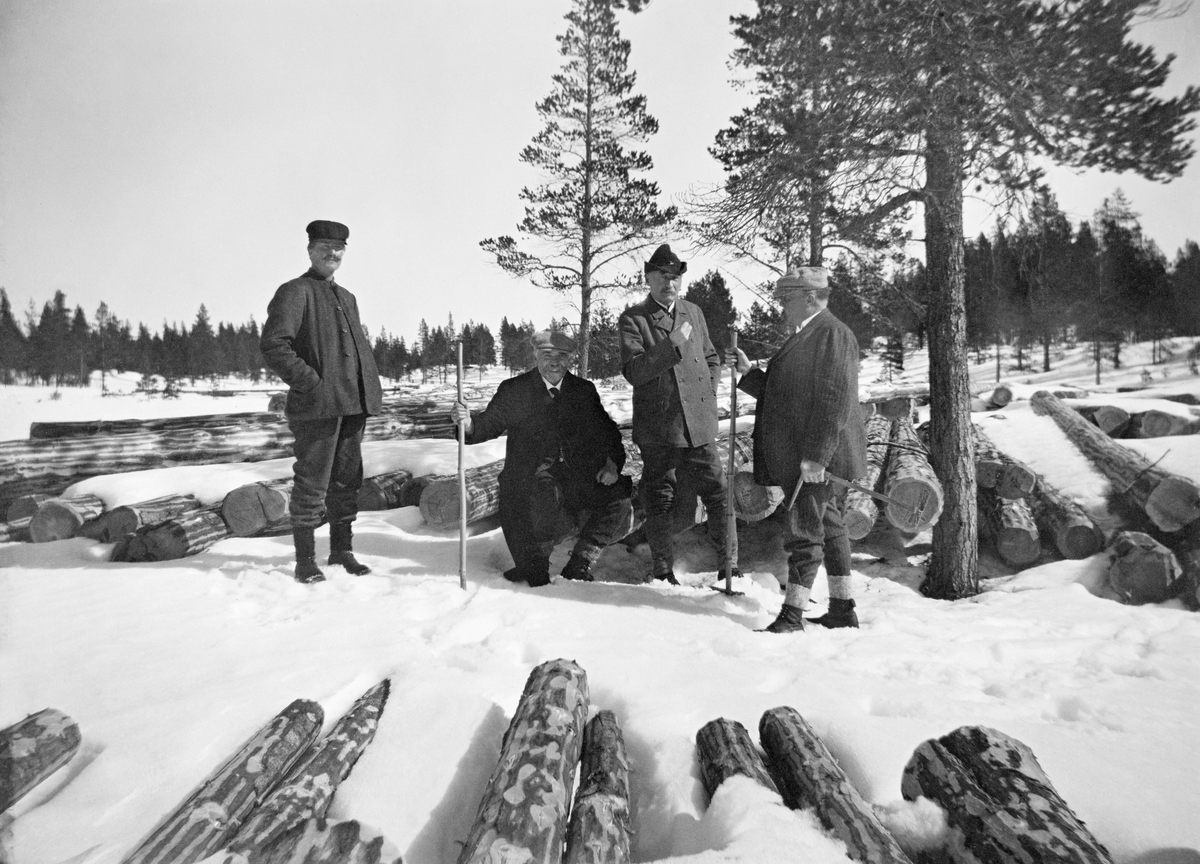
[261, 269, 383, 421]
[618, 295, 721, 449]
[738, 307, 868, 492]
[466, 369, 630, 509]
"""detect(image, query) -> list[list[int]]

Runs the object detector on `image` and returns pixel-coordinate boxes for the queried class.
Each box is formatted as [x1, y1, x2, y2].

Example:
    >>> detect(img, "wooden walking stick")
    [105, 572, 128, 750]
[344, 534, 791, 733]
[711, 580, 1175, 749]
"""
[715, 329, 743, 596]
[457, 340, 467, 590]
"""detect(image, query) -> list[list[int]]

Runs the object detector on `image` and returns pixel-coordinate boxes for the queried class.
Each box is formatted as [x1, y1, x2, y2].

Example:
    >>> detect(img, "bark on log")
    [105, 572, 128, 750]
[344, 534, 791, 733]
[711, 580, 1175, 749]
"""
[901, 725, 1113, 864]
[1108, 531, 1182, 605]
[28, 411, 287, 439]
[845, 416, 893, 540]
[1074, 405, 1131, 438]
[457, 659, 589, 864]
[225, 680, 390, 859]
[694, 717, 777, 801]
[79, 494, 205, 543]
[120, 699, 324, 864]
[993, 384, 1088, 407]
[419, 460, 506, 528]
[972, 425, 1036, 500]
[222, 479, 293, 537]
[111, 508, 231, 562]
[6, 493, 51, 522]
[0, 708, 81, 813]
[1131, 409, 1200, 438]
[357, 469, 415, 511]
[29, 493, 107, 543]
[758, 707, 912, 864]
[0, 517, 31, 543]
[216, 819, 402, 864]
[1031, 391, 1200, 533]
[732, 471, 783, 523]
[882, 418, 944, 533]
[978, 489, 1041, 567]
[1028, 479, 1102, 560]
[564, 710, 632, 864]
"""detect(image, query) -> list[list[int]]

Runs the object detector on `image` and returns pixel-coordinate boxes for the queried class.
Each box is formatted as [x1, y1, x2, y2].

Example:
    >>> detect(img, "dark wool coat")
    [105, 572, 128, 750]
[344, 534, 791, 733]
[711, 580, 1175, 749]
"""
[466, 369, 630, 510]
[738, 307, 868, 492]
[261, 269, 383, 420]
[618, 296, 721, 448]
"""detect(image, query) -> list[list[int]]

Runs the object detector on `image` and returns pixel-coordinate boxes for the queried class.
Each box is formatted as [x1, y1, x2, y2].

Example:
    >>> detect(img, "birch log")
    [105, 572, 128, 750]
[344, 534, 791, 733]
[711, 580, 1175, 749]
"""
[758, 707, 911, 864]
[844, 415, 893, 540]
[221, 479, 292, 537]
[0, 708, 81, 813]
[695, 718, 777, 801]
[357, 469, 414, 511]
[901, 725, 1113, 864]
[564, 710, 632, 864]
[120, 699, 324, 864]
[1031, 390, 1200, 533]
[1027, 479, 1102, 559]
[1108, 531, 1182, 605]
[457, 659, 590, 864]
[80, 494, 205, 543]
[419, 460, 506, 528]
[978, 489, 1042, 567]
[29, 493, 106, 542]
[882, 418, 943, 533]
[111, 508, 231, 562]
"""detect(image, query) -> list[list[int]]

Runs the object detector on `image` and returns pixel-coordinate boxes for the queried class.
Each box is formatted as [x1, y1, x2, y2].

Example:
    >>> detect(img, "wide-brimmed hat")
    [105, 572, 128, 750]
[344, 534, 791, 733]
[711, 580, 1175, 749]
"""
[306, 220, 349, 243]
[644, 243, 687, 277]
[530, 329, 577, 353]
[774, 266, 829, 296]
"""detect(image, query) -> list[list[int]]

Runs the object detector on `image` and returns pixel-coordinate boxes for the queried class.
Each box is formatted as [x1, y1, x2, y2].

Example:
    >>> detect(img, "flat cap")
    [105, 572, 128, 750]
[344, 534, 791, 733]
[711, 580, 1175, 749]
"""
[774, 266, 829, 295]
[530, 329, 577, 353]
[306, 220, 349, 243]
[644, 243, 687, 276]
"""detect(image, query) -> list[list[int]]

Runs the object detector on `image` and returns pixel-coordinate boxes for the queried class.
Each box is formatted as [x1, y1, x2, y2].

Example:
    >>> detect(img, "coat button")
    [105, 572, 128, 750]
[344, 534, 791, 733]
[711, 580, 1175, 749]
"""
[344, 351, 352, 357]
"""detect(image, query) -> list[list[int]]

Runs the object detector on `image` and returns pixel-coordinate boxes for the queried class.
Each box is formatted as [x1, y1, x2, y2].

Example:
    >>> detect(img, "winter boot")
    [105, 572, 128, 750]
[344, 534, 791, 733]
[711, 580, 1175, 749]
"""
[758, 603, 806, 633]
[328, 522, 370, 576]
[560, 554, 593, 582]
[652, 568, 680, 586]
[807, 598, 859, 629]
[293, 527, 325, 584]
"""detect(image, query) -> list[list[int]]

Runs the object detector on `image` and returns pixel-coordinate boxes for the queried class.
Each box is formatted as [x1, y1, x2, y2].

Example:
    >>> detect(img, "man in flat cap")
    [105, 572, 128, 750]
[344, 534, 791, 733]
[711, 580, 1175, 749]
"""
[618, 243, 739, 585]
[450, 330, 633, 586]
[261, 220, 383, 583]
[730, 266, 867, 631]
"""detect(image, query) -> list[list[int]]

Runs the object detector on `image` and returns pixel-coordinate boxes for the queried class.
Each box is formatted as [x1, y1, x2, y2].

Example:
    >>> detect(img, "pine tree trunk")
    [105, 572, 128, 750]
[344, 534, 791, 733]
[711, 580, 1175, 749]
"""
[420, 460, 506, 527]
[224, 681, 390, 858]
[28, 493, 106, 542]
[357, 469, 415, 511]
[844, 415, 893, 540]
[0, 708, 81, 813]
[221, 479, 292, 537]
[1031, 390, 1200, 533]
[901, 726, 1113, 864]
[694, 717, 777, 801]
[758, 707, 912, 864]
[111, 508, 231, 562]
[1108, 531, 1181, 604]
[80, 494, 205, 543]
[120, 699, 324, 864]
[978, 489, 1041, 567]
[1075, 405, 1131, 438]
[883, 418, 944, 534]
[457, 659, 589, 864]
[1028, 479, 1102, 560]
[564, 711, 632, 864]
[972, 425, 1035, 500]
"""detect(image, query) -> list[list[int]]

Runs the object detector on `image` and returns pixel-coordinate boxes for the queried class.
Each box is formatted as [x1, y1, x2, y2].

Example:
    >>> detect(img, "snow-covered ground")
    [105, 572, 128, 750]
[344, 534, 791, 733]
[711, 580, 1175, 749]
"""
[2, 341, 1200, 864]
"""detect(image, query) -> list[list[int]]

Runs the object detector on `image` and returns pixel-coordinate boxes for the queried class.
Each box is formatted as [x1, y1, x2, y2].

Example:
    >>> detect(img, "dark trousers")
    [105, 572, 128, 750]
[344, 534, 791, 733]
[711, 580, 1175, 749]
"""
[783, 481, 851, 588]
[288, 413, 367, 530]
[500, 475, 633, 579]
[639, 443, 736, 574]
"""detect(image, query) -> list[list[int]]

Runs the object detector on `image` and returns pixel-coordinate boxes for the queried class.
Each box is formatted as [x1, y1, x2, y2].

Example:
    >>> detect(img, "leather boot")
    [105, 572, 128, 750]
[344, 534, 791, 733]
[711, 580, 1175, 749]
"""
[758, 603, 806, 633]
[807, 598, 859, 629]
[293, 527, 325, 584]
[328, 522, 370, 576]
[560, 554, 594, 582]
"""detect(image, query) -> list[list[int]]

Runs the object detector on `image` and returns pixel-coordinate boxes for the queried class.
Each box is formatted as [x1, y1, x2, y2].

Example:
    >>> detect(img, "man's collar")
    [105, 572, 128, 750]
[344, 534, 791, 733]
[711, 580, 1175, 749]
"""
[304, 267, 336, 284]
[541, 374, 566, 392]
[649, 295, 674, 315]
[798, 308, 822, 331]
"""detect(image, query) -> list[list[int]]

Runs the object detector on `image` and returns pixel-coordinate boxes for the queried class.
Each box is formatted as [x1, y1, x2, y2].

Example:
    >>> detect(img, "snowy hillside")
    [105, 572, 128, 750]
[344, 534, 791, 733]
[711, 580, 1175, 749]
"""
[2, 340, 1199, 864]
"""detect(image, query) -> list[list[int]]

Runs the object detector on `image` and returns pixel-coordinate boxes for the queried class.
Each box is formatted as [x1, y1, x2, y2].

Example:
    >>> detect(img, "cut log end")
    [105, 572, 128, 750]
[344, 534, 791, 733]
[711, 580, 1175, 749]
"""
[1109, 532, 1181, 605]
[222, 483, 291, 537]
[1144, 476, 1200, 534]
[732, 473, 782, 522]
[884, 478, 943, 533]
[1056, 524, 1103, 560]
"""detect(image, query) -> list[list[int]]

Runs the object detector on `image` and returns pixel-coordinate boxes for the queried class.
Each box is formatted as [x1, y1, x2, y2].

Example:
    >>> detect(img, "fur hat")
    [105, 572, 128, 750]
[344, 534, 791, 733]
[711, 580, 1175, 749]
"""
[530, 329, 577, 353]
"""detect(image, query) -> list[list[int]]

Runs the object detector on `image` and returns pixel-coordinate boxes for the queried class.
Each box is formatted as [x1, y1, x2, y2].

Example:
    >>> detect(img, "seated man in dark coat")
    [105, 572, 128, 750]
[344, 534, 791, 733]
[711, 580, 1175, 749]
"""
[450, 330, 633, 587]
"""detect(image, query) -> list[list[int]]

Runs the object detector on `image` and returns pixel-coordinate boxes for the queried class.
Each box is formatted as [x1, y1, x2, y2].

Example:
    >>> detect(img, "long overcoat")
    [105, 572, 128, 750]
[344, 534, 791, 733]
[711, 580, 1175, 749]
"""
[618, 296, 721, 449]
[738, 308, 868, 493]
[261, 269, 383, 420]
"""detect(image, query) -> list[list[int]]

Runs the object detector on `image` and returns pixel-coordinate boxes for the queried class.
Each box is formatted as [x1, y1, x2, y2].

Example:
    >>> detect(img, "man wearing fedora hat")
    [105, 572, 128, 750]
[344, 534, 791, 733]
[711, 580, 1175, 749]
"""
[261, 220, 383, 584]
[731, 265, 868, 632]
[618, 243, 739, 585]
[451, 329, 633, 587]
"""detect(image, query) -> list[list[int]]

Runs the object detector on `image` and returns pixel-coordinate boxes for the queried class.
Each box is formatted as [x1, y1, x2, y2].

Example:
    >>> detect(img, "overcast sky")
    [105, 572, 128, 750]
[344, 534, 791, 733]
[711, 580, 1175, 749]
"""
[1, 0, 1197, 344]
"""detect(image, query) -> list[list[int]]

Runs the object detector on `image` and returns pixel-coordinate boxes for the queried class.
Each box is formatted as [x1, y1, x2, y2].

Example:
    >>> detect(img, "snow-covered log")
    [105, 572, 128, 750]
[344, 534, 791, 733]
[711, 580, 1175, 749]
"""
[694, 717, 777, 801]
[457, 659, 589, 864]
[120, 699, 324, 864]
[0, 517, 31, 543]
[223, 680, 390, 859]
[882, 418, 943, 533]
[1075, 405, 1132, 438]
[564, 710, 632, 864]
[221, 479, 292, 537]
[758, 707, 912, 864]
[901, 725, 1113, 864]
[992, 383, 1088, 407]
[80, 494, 205, 543]
[110, 508, 231, 562]
[1108, 531, 1182, 605]
[972, 425, 1036, 500]
[357, 469, 415, 511]
[1027, 479, 1102, 560]
[419, 460, 505, 528]
[0, 708, 81, 813]
[6, 493, 51, 522]
[28, 493, 106, 543]
[1131, 409, 1200, 438]
[860, 383, 930, 402]
[1031, 390, 1200, 533]
[978, 489, 1041, 567]
[844, 415, 893, 540]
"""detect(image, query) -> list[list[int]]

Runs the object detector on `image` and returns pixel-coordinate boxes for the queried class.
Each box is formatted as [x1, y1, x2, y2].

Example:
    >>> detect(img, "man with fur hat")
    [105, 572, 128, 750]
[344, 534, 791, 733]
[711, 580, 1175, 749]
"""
[730, 265, 868, 631]
[451, 330, 633, 587]
[618, 243, 739, 585]
[261, 220, 384, 584]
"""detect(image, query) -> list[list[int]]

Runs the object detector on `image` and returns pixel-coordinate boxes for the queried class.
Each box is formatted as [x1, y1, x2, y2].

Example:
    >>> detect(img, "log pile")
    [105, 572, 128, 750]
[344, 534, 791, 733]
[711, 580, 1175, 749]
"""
[28, 493, 106, 543]
[0, 708, 81, 813]
[844, 415, 893, 540]
[111, 508, 231, 563]
[1028, 479, 1102, 559]
[564, 710, 632, 864]
[882, 417, 943, 533]
[1107, 531, 1182, 605]
[80, 494, 204, 544]
[972, 424, 1036, 500]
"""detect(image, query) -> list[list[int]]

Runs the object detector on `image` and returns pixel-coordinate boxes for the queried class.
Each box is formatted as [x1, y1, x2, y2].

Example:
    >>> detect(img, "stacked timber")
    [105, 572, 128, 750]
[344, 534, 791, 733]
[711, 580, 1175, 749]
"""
[901, 725, 1113, 864]
[456, 659, 589, 864]
[1130, 409, 1200, 438]
[844, 415, 893, 540]
[972, 424, 1036, 500]
[1028, 479, 1102, 559]
[111, 508, 231, 563]
[357, 469, 415, 510]
[6, 493, 51, 522]
[882, 418, 943, 533]
[564, 710, 632, 864]
[80, 494, 204, 543]
[28, 412, 286, 439]
[1075, 404, 1132, 438]
[419, 460, 506, 528]
[991, 383, 1088, 408]
[978, 489, 1041, 567]
[1107, 531, 1182, 605]
[220, 478, 292, 537]
[0, 708, 81, 813]
[1031, 391, 1200, 533]
[694, 717, 777, 800]
[28, 494, 106, 543]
